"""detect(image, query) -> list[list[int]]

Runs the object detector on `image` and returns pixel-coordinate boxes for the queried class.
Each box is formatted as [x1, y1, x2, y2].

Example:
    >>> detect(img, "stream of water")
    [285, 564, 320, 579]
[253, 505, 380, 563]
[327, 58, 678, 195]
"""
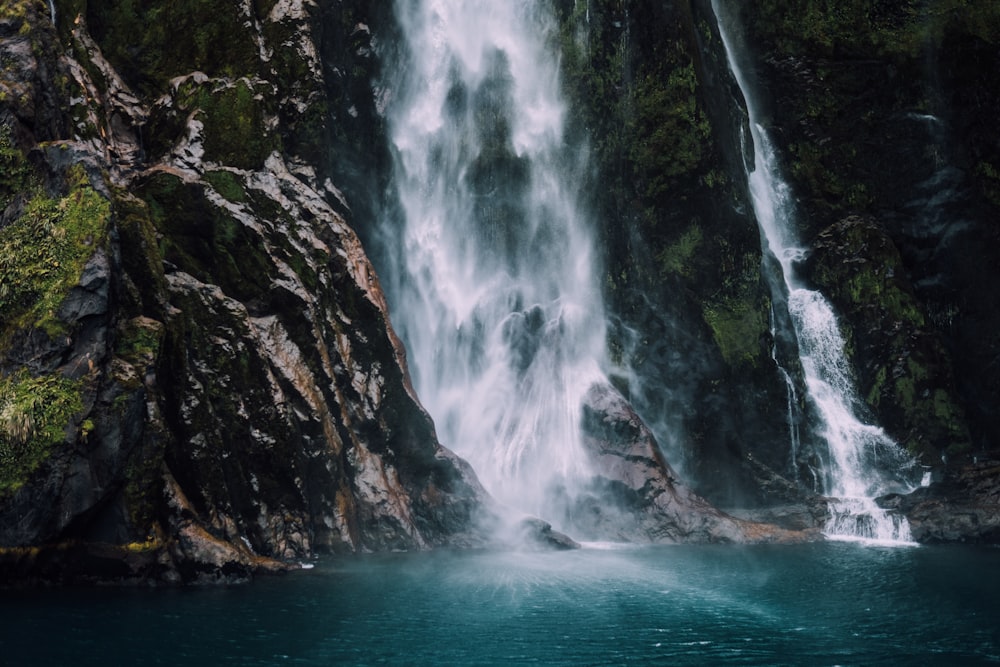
[711, 2, 921, 542]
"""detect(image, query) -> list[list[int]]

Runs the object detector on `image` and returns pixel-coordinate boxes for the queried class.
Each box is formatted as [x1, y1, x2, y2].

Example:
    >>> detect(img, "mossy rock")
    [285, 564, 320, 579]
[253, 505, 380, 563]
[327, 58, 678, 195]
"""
[111, 187, 169, 319]
[139, 170, 274, 302]
[0, 162, 111, 342]
[805, 216, 970, 459]
[0, 125, 33, 212]
[84, 0, 261, 96]
[744, 0, 1000, 59]
[701, 292, 770, 370]
[170, 77, 278, 170]
[0, 370, 85, 495]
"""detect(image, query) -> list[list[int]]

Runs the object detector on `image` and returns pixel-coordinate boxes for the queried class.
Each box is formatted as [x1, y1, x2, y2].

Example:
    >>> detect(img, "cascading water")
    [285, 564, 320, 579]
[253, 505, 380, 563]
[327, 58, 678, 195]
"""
[711, 2, 920, 543]
[378, 1, 608, 528]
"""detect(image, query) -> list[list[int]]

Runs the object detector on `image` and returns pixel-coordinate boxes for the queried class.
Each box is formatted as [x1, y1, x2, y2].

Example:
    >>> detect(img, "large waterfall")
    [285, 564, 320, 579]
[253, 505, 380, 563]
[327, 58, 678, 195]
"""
[711, 2, 920, 542]
[378, 1, 608, 527]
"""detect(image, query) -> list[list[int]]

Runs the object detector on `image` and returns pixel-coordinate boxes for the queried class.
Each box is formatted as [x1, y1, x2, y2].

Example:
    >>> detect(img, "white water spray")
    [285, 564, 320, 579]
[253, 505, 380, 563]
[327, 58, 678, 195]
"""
[712, 2, 919, 543]
[380, 1, 608, 525]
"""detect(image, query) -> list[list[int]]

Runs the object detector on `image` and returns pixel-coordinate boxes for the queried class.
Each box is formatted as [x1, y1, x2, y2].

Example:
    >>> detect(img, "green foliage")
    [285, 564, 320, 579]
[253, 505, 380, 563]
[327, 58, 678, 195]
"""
[627, 63, 711, 200]
[0, 370, 84, 494]
[0, 126, 33, 212]
[746, 0, 1000, 229]
[0, 164, 111, 339]
[0, 0, 35, 21]
[749, 0, 1000, 57]
[85, 0, 260, 96]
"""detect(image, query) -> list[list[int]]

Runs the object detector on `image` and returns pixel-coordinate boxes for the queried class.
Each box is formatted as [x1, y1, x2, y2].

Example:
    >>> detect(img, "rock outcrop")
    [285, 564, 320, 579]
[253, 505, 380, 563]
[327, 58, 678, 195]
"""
[0, 0, 493, 584]
[3, 0, 998, 585]
[879, 452, 1000, 543]
[569, 383, 812, 544]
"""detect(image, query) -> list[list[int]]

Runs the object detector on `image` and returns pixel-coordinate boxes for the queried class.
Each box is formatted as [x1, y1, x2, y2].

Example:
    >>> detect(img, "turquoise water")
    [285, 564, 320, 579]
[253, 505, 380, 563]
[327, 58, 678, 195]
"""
[1, 542, 998, 665]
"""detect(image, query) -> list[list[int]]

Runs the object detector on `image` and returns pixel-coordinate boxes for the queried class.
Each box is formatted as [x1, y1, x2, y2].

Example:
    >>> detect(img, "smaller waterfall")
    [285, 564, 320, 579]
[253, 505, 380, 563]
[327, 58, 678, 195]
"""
[712, 2, 919, 543]
[769, 305, 802, 482]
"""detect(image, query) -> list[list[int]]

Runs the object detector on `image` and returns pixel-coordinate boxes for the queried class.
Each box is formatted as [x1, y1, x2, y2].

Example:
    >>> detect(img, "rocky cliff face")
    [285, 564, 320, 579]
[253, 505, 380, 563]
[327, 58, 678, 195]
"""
[553, 0, 1000, 534]
[0, 0, 496, 584]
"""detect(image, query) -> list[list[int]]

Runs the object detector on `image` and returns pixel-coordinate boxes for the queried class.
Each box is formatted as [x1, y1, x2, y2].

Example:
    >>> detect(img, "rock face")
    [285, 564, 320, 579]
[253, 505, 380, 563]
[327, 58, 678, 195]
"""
[569, 383, 810, 544]
[880, 452, 1000, 543]
[0, 0, 492, 584]
[552, 0, 1000, 533]
[804, 215, 970, 462]
[553, 0, 796, 508]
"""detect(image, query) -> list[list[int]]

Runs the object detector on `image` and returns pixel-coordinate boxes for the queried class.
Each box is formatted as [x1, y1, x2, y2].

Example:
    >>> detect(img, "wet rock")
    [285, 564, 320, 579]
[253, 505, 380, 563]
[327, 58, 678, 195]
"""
[882, 452, 1000, 544]
[513, 517, 580, 551]
[804, 215, 971, 464]
[726, 454, 830, 531]
[573, 382, 813, 544]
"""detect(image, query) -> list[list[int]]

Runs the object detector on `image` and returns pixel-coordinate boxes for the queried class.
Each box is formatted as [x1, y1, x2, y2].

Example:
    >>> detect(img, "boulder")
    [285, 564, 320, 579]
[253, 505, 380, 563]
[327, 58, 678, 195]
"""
[880, 453, 1000, 544]
[571, 382, 814, 544]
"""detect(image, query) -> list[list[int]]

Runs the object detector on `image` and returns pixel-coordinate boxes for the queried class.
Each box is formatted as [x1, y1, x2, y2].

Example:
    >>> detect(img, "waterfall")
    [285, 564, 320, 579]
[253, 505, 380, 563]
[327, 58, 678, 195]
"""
[711, 2, 919, 543]
[378, 1, 608, 527]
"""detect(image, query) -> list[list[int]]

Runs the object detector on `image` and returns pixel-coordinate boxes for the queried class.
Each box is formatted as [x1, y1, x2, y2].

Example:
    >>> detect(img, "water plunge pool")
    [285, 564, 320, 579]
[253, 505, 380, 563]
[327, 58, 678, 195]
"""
[2, 542, 997, 664]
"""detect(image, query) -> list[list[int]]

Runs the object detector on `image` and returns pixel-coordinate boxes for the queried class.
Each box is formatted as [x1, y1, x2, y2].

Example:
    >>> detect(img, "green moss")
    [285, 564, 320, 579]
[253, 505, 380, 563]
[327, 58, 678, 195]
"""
[197, 80, 276, 169]
[0, 0, 33, 21]
[627, 62, 712, 200]
[976, 160, 1000, 208]
[115, 317, 164, 367]
[204, 170, 248, 204]
[702, 296, 768, 368]
[111, 187, 169, 319]
[749, 0, 999, 58]
[813, 219, 926, 328]
[85, 0, 260, 96]
[895, 375, 916, 413]
[140, 171, 273, 301]
[657, 224, 702, 277]
[0, 165, 111, 340]
[168, 78, 277, 170]
[0, 370, 84, 494]
[866, 365, 888, 408]
[0, 125, 34, 212]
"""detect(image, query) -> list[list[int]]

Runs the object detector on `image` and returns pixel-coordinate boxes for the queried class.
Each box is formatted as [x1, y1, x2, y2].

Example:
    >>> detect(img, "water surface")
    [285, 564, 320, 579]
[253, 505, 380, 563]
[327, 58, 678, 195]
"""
[2, 543, 998, 665]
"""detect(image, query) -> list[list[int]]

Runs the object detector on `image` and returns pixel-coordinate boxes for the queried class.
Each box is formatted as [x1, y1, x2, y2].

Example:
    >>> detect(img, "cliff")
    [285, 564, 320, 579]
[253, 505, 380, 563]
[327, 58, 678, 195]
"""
[554, 0, 1000, 533]
[0, 0, 495, 584]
